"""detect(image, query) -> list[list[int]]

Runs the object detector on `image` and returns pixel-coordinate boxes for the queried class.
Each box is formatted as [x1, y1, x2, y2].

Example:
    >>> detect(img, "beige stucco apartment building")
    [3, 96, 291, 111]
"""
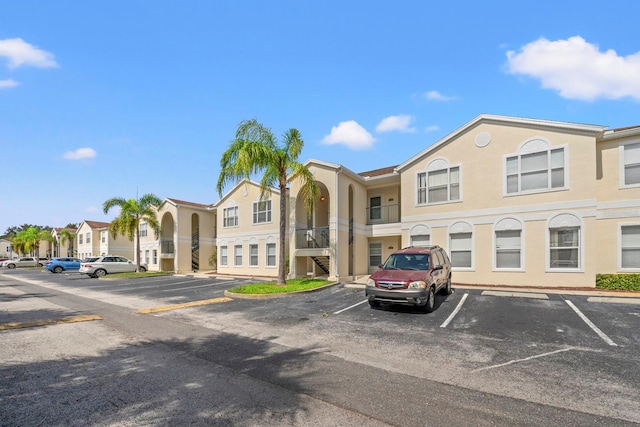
[70, 114, 639, 288]
[75, 220, 135, 260]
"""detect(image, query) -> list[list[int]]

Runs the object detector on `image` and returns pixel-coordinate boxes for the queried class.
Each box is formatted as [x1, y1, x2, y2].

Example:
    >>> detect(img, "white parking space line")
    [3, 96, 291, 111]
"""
[482, 290, 549, 300]
[565, 299, 618, 346]
[440, 292, 469, 328]
[587, 297, 640, 305]
[334, 299, 368, 314]
[471, 347, 576, 373]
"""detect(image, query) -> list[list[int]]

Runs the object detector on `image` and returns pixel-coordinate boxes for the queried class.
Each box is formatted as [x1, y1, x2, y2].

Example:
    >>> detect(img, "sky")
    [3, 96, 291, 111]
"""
[2, 1, 640, 234]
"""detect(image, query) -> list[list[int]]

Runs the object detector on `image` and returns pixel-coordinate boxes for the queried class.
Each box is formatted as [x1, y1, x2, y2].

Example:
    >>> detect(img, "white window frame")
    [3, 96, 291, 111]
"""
[234, 244, 243, 267]
[152, 249, 157, 265]
[448, 221, 474, 271]
[86, 232, 91, 244]
[368, 241, 383, 268]
[546, 213, 583, 272]
[101, 230, 107, 243]
[619, 141, 640, 188]
[223, 206, 239, 228]
[249, 243, 259, 267]
[220, 245, 228, 267]
[266, 242, 276, 267]
[368, 195, 383, 222]
[145, 249, 150, 264]
[619, 223, 640, 271]
[79, 234, 83, 244]
[504, 139, 568, 196]
[252, 200, 272, 224]
[493, 218, 524, 271]
[417, 160, 461, 205]
[139, 223, 148, 237]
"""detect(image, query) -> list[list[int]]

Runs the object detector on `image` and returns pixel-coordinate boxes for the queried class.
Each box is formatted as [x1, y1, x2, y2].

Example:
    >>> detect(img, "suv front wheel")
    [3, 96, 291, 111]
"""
[421, 286, 435, 313]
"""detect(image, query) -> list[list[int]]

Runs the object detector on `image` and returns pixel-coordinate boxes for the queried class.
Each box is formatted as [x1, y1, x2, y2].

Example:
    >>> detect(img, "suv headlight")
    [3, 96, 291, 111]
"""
[367, 279, 376, 287]
[408, 281, 426, 289]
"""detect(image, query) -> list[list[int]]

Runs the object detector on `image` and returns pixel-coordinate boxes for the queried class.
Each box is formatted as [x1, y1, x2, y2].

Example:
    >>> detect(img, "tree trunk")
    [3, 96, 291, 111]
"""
[277, 183, 287, 285]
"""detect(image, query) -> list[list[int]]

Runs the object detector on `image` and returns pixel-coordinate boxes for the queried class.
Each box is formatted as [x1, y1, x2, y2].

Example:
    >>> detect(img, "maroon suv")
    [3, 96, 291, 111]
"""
[366, 246, 452, 312]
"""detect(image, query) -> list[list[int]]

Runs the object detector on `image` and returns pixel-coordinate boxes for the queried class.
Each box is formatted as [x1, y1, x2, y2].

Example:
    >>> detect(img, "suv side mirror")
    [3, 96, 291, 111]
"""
[433, 264, 443, 271]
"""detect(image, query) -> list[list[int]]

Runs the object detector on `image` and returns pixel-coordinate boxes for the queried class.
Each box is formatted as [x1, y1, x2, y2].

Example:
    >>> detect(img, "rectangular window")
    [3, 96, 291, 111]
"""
[252, 200, 272, 224]
[506, 148, 565, 194]
[369, 242, 382, 267]
[220, 246, 228, 267]
[450, 232, 472, 268]
[411, 235, 431, 247]
[234, 245, 242, 266]
[145, 249, 150, 264]
[624, 142, 640, 186]
[79, 234, 83, 244]
[418, 166, 460, 204]
[223, 206, 238, 227]
[549, 227, 580, 269]
[369, 196, 382, 221]
[101, 231, 107, 243]
[152, 249, 157, 264]
[249, 244, 258, 266]
[496, 230, 521, 269]
[139, 223, 148, 237]
[86, 232, 91, 244]
[621, 225, 640, 269]
[266, 243, 276, 267]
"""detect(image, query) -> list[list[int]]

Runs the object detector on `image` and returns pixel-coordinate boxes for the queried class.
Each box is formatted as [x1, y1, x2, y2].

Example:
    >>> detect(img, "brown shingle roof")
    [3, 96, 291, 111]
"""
[612, 125, 640, 132]
[166, 198, 212, 209]
[83, 220, 110, 229]
[358, 165, 398, 178]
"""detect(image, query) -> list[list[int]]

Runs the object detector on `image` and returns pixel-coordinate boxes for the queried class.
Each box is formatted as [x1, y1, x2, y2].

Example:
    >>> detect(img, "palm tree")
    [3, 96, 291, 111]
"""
[217, 119, 319, 285]
[59, 229, 76, 257]
[103, 194, 162, 272]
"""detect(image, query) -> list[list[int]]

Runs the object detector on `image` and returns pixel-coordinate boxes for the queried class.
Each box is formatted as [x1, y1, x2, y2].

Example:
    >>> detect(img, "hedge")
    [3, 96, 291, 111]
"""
[596, 274, 640, 291]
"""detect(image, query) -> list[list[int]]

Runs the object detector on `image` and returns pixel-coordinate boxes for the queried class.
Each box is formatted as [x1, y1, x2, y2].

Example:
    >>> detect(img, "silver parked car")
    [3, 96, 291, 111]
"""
[1, 257, 44, 269]
[79, 255, 147, 278]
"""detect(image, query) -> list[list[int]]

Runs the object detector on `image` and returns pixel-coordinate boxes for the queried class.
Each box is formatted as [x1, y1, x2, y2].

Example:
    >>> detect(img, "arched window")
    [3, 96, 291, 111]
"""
[449, 221, 473, 269]
[410, 224, 431, 247]
[548, 213, 581, 270]
[417, 158, 461, 204]
[505, 138, 567, 195]
[494, 218, 523, 270]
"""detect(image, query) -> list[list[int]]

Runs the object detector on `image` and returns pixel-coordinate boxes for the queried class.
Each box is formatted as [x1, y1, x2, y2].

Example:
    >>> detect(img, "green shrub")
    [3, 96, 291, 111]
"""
[596, 274, 640, 291]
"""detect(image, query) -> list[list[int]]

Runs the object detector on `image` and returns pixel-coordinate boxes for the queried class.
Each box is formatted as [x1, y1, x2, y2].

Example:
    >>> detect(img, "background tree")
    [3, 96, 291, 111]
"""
[217, 118, 319, 285]
[10, 227, 51, 257]
[103, 194, 162, 272]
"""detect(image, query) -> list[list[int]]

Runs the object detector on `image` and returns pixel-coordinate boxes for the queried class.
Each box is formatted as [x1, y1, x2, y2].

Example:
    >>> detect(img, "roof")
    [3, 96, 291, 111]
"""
[165, 198, 213, 209]
[82, 220, 111, 229]
[358, 165, 399, 178]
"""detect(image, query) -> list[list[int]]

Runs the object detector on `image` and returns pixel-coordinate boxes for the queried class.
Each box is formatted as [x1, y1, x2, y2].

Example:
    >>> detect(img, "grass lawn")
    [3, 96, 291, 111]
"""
[227, 278, 332, 294]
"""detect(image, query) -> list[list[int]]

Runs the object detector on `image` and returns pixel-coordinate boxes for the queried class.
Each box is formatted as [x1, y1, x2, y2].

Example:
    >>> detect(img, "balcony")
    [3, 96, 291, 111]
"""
[366, 204, 399, 225]
[295, 227, 330, 249]
[161, 239, 175, 258]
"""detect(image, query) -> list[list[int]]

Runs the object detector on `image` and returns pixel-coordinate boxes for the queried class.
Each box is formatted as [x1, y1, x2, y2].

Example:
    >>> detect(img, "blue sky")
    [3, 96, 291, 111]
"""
[2, 1, 640, 233]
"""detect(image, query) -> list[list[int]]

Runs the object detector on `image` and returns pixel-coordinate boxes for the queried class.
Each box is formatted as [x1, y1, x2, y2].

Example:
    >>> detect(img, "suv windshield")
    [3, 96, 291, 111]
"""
[382, 253, 430, 271]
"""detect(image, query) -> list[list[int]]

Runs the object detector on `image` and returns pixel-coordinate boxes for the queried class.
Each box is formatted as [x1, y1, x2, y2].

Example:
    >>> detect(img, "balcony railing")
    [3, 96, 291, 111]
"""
[161, 239, 175, 254]
[296, 227, 330, 249]
[366, 204, 399, 225]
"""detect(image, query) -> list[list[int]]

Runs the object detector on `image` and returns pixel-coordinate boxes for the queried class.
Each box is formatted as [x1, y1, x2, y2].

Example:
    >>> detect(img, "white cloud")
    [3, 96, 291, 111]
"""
[0, 38, 58, 69]
[0, 79, 18, 88]
[506, 36, 640, 101]
[424, 125, 439, 132]
[321, 120, 376, 150]
[424, 90, 455, 101]
[63, 147, 97, 160]
[375, 115, 415, 133]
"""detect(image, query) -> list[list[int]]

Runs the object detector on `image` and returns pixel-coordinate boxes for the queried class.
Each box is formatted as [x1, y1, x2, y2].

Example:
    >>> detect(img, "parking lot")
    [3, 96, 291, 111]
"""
[2, 268, 640, 425]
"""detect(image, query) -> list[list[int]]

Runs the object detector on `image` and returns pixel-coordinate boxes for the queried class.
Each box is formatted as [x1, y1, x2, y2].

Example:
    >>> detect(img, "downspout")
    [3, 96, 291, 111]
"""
[335, 167, 342, 282]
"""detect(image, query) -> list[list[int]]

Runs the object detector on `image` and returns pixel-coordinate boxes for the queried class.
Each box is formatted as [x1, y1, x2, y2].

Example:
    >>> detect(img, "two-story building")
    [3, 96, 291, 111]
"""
[285, 114, 639, 288]
[73, 114, 638, 288]
[75, 220, 135, 260]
